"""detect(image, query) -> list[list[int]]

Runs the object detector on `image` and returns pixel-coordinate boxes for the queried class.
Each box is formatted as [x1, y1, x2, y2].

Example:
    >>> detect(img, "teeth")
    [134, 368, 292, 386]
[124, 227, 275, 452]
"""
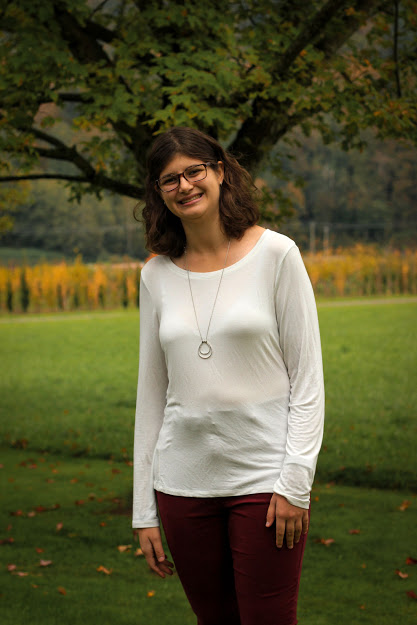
[180, 194, 202, 204]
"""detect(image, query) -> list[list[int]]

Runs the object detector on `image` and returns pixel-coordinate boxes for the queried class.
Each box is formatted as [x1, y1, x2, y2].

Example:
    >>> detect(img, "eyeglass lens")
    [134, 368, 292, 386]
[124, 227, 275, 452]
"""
[159, 164, 207, 191]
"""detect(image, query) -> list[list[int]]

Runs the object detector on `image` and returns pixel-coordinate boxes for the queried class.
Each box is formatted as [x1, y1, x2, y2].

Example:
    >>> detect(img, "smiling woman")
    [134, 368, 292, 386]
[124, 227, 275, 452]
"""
[136, 127, 259, 258]
[132, 127, 325, 625]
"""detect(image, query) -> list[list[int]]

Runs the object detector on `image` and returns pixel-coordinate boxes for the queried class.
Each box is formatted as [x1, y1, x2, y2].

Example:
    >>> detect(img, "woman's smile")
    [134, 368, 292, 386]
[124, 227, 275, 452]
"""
[178, 192, 204, 206]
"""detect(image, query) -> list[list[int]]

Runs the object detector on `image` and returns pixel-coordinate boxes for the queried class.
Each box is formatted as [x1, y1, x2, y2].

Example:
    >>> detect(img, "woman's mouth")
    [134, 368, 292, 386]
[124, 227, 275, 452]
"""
[178, 193, 203, 205]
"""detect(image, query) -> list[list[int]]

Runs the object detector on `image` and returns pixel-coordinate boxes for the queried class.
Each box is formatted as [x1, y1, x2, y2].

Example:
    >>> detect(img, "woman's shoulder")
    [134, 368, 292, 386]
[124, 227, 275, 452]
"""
[140, 254, 170, 283]
[263, 229, 298, 261]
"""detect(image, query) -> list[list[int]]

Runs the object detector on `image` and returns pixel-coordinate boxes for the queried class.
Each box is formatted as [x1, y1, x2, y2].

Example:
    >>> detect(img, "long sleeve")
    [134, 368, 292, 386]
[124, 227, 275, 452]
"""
[273, 245, 325, 508]
[132, 275, 169, 528]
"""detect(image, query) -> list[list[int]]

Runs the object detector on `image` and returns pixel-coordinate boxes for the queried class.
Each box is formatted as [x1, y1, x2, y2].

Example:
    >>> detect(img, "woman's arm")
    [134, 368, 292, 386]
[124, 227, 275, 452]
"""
[270, 244, 325, 545]
[132, 273, 168, 528]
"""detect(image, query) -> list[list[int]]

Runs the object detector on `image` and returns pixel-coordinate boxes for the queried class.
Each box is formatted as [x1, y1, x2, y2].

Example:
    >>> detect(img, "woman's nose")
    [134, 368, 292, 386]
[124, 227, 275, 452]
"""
[178, 173, 193, 191]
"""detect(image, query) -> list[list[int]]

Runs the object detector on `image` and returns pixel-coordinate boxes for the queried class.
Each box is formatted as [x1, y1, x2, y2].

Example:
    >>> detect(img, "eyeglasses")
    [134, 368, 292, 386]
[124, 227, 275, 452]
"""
[156, 163, 214, 193]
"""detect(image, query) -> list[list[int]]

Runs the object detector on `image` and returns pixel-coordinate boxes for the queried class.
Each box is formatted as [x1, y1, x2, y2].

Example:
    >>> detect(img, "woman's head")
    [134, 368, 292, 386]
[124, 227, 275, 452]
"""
[140, 127, 259, 257]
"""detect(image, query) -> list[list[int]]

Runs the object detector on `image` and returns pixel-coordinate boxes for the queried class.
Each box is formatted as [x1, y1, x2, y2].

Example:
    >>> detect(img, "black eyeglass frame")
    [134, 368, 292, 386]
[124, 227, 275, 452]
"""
[155, 162, 216, 193]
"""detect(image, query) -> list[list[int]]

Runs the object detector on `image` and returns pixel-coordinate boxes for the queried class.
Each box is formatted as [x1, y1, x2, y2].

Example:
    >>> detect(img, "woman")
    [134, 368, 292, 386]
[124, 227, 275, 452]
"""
[133, 127, 324, 625]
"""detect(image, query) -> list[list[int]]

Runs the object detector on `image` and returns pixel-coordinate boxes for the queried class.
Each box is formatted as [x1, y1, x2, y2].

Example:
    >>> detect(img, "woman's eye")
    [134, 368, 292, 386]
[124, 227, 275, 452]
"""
[162, 177, 177, 185]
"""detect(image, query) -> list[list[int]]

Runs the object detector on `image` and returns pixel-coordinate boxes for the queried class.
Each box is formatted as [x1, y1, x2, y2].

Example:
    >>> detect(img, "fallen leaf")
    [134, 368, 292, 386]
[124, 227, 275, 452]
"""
[16, 571, 28, 577]
[56, 523, 63, 532]
[0, 537, 15, 545]
[406, 557, 417, 565]
[111, 468, 121, 474]
[27, 511, 36, 518]
[134, 548, 144, 557]
[35, 505, 47, 513]
[314, 538, 335, 546]
[6, 524, 12, 532]
[31, 584, 38, 588]
[349, 529, 361, 534]
[35, 548, 44, 554]
[46, 479, 54, 483]
[96, 565, 112, 575]
[7, 564, 16, 572]
[314, 496, 319, 502]
[117, 545, 132, 553]
[39, 560, 53, 567]
[147, 590, 155, 597]
[11, 510, 23, 517]
[398, 500, 411, 511]
[406, 590, 417, 600]
[99, 522, 107, 527]
[70, 478, 78, 484]
[359, 605, 366, 610]
[395, 569, 409, 579]
[58, 586, 66, 595]
[75, 500, 85, 506]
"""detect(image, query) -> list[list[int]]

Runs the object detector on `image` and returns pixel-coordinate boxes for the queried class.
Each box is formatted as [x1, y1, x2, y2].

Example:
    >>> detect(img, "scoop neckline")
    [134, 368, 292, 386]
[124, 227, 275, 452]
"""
[166, 229, 271, 278]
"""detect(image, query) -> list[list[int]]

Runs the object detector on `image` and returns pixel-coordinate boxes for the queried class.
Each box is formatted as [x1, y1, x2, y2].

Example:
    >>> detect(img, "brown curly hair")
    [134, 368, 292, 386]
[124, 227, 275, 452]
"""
[137, 127, 260, 257]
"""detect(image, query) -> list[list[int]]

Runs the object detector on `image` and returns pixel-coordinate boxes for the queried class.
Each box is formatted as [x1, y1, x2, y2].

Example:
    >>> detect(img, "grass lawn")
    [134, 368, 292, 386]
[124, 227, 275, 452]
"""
[1, 300, 417, 624]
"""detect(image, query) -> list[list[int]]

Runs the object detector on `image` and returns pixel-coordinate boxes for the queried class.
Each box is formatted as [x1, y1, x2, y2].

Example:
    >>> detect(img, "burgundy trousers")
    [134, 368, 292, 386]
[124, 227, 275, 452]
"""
[156, 491, 309, 625]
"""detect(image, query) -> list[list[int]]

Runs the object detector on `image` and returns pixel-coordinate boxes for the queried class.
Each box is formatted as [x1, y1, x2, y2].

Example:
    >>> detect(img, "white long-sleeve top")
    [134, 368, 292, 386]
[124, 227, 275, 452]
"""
[132, 230, 324, 528]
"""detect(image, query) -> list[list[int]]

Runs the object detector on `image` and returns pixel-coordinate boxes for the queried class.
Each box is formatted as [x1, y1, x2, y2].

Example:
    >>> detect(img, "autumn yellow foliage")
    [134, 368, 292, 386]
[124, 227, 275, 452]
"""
[0, 245, 416, 313]
[304, 244, 417, 297]
[0, 255, 141, 313]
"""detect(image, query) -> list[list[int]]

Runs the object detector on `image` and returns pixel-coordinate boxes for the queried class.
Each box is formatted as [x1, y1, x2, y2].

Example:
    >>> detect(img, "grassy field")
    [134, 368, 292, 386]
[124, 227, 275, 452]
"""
[1, 300, 417, 624]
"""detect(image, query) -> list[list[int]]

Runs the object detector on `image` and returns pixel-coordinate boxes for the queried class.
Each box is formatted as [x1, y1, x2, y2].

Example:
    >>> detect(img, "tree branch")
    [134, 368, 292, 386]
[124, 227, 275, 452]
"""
[273, 0, 348, 79]
[57, 92, 94, 104]
[0, 173, 143, 199]
[0, 174, 89, 183]
[230, 0, 387, 172]
[29, 127, 69, 150]
[393, 0, 402, 98]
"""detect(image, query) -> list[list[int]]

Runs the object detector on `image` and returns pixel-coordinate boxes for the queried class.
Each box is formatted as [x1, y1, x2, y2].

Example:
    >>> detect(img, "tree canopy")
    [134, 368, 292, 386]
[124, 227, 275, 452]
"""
[0, 0, 416, 205]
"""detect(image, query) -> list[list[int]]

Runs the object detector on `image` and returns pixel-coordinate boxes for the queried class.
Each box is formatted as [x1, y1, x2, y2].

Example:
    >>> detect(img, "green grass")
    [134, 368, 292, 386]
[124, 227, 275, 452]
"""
[1, 301, 417, 624]
[1, 302, 416, 489]
[317, 302, 417, 490]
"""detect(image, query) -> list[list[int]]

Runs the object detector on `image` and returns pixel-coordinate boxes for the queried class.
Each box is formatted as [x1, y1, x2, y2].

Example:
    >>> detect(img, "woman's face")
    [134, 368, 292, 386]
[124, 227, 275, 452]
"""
[157, 154, 224, 226]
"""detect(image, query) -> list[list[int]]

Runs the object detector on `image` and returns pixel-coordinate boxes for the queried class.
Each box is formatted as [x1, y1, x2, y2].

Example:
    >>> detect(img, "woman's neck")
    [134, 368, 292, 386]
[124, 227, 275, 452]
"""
[182, 220, 229, 256]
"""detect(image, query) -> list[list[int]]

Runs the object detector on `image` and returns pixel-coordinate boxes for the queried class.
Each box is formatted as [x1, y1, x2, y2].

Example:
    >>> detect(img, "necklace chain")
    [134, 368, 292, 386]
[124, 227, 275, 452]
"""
[184, 240, 231, 359]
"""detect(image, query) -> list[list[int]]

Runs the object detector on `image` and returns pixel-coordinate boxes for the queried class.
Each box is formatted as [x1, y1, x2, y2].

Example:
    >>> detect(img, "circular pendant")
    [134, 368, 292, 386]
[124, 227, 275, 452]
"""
[198, 341, 212, 359]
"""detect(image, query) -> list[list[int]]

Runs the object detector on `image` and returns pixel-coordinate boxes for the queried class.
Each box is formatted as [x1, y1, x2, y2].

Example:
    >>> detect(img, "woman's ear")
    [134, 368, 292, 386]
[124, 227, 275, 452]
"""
[217, 161, 224, 185]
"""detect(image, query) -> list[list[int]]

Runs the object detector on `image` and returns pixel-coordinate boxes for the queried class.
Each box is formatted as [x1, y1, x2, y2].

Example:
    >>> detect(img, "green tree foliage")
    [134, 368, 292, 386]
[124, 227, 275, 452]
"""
[0, 0, 416, 210]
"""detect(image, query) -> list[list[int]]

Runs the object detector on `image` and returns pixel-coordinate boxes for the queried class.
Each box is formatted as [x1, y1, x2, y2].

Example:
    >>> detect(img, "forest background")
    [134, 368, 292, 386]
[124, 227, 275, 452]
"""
[1, 0, 417, 263]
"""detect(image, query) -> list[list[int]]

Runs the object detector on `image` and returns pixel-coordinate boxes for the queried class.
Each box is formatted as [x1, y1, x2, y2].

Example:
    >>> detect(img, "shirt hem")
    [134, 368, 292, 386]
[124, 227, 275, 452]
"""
[154, 482, 275, 498]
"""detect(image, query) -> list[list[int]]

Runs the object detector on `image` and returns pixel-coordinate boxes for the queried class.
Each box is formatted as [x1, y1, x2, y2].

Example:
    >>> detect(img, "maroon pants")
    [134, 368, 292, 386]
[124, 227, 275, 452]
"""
[156, 491, 309, 625]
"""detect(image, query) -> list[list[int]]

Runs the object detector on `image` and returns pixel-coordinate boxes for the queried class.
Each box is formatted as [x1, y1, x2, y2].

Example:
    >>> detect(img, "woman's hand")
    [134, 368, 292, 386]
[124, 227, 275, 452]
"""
[266, 493, 309, 549]
[136, 527, 174, 578]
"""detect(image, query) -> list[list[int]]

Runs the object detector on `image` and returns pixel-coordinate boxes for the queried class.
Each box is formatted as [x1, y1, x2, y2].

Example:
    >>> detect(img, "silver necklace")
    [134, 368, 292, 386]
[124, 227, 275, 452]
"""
[184, 240, 231, 359]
